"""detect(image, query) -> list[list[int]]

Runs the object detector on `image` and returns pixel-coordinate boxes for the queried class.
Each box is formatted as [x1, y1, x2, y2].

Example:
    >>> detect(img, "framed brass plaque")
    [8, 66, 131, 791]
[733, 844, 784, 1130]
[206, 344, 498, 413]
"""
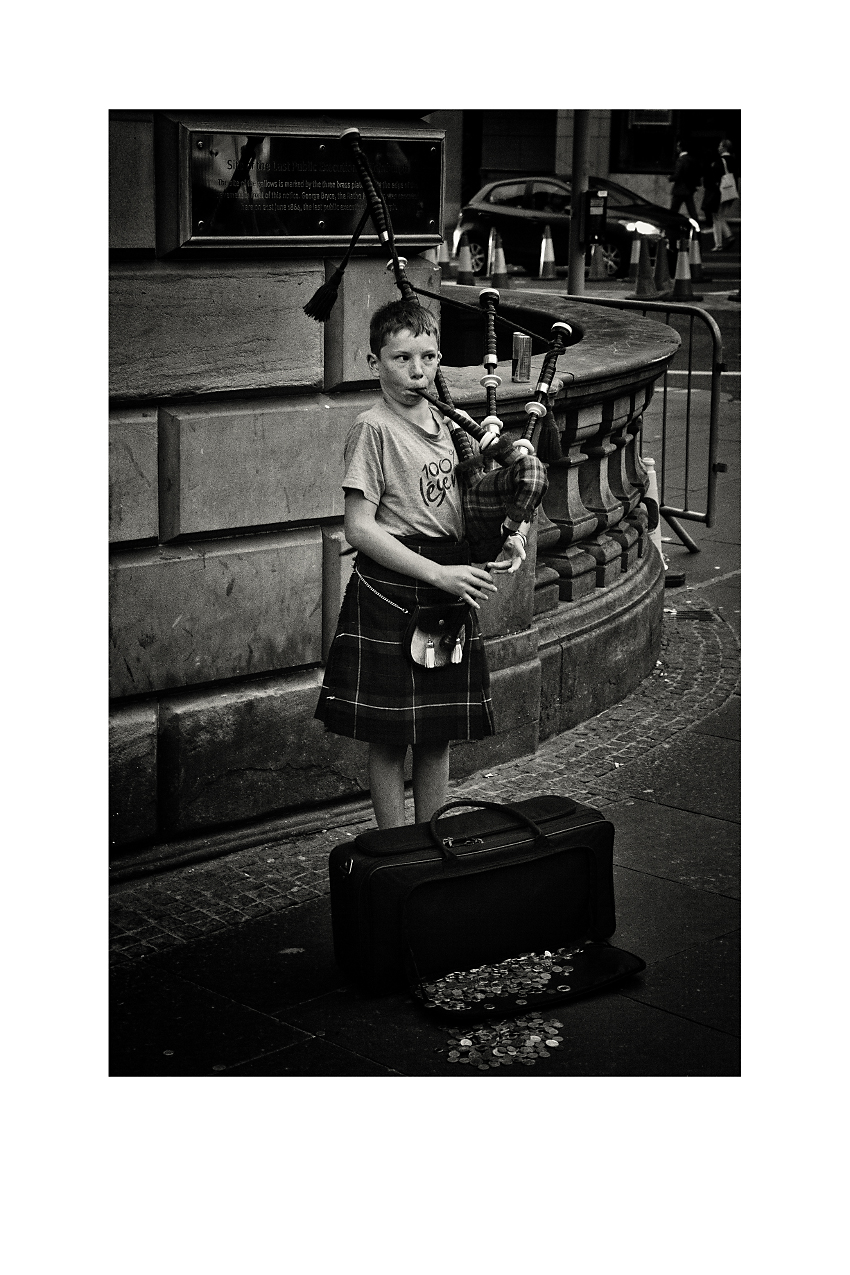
[180, 129, 443, 250]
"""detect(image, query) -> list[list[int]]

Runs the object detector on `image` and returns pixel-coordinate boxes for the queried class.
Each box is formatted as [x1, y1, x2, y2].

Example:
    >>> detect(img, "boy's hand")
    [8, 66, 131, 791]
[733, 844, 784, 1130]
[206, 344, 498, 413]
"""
[486, 533, 527, 575]
[437, 564, 499, 609]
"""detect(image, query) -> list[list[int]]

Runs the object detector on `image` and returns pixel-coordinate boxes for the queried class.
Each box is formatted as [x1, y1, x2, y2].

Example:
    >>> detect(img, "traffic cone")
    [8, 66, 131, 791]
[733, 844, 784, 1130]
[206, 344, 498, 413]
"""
[437, 235, 457, 280]
[627, 236, 660, 300]
[670, 238, 703, 301]
[627, 232, 641, 283]
[688, 231, 711, 282]
[491, 230, 509, 288]
[455, 232, 476, 285]
[588, 242, 608, 280]
[643, 457, 663, 559]
[539, 224, 556, 278]
[643, 457, 685, 586]
[653, 236, 674, 295]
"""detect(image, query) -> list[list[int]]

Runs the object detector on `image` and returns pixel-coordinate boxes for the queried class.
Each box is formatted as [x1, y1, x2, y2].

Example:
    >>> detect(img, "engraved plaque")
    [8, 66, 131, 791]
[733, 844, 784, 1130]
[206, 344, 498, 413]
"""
[184, 130, 443, 249]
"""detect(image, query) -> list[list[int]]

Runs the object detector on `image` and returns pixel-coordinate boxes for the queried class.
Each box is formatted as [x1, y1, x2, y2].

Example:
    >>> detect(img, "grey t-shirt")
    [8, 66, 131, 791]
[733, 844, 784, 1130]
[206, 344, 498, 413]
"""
[342, 397, 467, 539]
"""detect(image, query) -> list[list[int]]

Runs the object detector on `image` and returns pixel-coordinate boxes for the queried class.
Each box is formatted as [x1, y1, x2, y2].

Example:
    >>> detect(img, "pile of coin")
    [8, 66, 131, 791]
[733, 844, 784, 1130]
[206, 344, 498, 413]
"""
[417, 947, 581, 1013]
[435, 1013, 565, 1068]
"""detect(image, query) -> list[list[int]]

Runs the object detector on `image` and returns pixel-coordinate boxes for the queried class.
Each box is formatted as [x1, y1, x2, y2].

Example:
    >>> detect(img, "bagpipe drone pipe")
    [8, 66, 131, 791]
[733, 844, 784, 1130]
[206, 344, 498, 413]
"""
[302, 127, 584, 509]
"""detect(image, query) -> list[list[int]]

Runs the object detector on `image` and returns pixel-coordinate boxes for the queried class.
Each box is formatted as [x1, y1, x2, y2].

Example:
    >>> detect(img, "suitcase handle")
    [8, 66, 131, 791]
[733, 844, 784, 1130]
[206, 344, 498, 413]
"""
[428, 799, 548, 861]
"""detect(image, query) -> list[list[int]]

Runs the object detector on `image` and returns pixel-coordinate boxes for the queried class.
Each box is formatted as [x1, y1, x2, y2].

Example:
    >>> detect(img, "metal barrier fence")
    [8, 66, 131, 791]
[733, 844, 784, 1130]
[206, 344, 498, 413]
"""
[558, 295, 728, 552]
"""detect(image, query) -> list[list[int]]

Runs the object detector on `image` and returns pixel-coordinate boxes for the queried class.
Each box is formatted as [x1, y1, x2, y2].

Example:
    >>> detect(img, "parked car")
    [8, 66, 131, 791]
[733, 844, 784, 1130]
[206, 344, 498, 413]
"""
[454, 176, 694, 278]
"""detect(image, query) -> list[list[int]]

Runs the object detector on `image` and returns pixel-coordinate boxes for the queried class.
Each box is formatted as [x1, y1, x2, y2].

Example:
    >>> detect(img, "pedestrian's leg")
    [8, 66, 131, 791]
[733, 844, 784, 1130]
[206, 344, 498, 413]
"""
[712, 212, 724, 250]
[411, 741, 451, 824]
[368, 741, 408, 828]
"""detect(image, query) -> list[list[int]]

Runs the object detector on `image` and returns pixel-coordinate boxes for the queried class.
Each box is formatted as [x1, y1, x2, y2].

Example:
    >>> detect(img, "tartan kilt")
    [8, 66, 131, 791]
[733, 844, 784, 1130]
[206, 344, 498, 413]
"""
[315, 537, 495, 747]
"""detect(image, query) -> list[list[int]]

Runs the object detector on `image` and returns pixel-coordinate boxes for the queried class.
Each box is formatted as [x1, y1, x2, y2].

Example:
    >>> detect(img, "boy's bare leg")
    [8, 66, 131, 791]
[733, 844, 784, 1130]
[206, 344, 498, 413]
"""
[368, 741, 408, 829]
[411, 741, 451, 824]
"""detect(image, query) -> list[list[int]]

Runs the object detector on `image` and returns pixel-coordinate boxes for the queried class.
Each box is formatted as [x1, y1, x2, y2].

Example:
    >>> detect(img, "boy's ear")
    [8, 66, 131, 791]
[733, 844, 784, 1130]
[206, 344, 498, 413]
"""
[366, 351, 379, 375]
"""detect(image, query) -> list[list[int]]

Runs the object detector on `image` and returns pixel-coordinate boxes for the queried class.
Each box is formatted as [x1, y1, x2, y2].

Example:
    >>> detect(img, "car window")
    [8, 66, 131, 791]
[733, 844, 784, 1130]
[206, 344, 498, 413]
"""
[561, 177, 653, 208]
[486, 183, 529, 208]
[604, 184, 650, 208]
[529, 181, 570, 213]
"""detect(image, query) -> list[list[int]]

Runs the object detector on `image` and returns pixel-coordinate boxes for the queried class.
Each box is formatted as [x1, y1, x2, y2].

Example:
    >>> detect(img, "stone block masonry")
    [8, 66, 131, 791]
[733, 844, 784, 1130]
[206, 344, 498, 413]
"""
[158, 395, 372, 540]
[109, 703, 158, 846]
[109, 262, 324, 400]
[109, 530, 322, 698]
[158, 671, 370, 835]
[109, 408, 159, 543]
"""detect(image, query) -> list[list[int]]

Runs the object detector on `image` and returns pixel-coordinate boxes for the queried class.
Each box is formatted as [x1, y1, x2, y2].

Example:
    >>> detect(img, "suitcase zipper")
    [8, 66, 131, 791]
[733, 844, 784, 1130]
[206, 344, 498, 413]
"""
[361, 814, 604, 875]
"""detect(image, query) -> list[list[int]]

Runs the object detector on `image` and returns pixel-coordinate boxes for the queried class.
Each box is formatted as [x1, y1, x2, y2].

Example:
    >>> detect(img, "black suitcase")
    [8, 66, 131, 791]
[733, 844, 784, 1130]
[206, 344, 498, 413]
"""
[329, 795, 644, 1011]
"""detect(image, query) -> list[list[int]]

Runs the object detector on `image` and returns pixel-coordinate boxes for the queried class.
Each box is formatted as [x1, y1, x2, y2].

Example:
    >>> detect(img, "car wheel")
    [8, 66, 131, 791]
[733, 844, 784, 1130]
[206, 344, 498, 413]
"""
[465, 239, 487, 275]
[583, 239, 625, 280]
[600, 241, 625, 277]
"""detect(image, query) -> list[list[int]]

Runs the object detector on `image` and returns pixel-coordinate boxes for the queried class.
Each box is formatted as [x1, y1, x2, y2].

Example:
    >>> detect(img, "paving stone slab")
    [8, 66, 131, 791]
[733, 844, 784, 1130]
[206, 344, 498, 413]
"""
[695, 574, 741, 619]
[605, 732, 740, 822]
[110, 964, 307, 1077]
[223, 1036, 399, 1077]
[610, 865, 740, 964]
[278, 982, 739, 1077]
[138, 896, 344, 1016]
[601, 798, 740, 899]
[691, 694, 741, 741]
[276, 987, 485, 1077]
[620, 930, 740, 1037]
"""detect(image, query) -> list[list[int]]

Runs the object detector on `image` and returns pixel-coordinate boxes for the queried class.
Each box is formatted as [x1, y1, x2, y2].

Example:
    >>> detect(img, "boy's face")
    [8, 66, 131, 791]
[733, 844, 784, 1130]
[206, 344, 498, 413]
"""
[367, 328, 441, 410]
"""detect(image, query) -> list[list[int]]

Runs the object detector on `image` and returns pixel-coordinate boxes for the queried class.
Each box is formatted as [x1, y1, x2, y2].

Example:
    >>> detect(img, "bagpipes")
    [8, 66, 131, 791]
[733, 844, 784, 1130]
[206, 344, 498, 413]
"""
[302, 127, 580, 478]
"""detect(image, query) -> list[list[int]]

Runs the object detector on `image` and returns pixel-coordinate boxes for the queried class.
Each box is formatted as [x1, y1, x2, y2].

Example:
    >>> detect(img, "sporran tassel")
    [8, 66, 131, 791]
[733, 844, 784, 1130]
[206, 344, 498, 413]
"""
[426, 640, 436, 669]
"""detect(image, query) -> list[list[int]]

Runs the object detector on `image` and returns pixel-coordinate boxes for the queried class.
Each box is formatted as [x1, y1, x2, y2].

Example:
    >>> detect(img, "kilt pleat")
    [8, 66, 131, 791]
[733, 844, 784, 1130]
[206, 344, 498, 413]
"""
[315, 537, 495, 746]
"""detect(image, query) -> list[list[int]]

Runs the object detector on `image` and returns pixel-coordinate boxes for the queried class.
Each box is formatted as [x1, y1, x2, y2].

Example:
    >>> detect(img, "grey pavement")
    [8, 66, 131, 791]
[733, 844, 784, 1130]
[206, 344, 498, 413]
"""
[110, 269, 742, 1078]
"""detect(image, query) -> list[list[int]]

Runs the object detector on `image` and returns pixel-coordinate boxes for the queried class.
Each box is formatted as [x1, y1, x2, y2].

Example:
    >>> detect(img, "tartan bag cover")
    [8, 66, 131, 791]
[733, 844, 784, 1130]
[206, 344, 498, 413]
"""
[315, 537, 495, 747]
[462, 454, 549, 562]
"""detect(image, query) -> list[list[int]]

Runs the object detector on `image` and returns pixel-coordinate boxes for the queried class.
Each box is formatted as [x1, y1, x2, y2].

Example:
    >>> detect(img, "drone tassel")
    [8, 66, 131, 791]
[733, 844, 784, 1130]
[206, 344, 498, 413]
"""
[303, 206, 372, 321]
[535, 411, 564, 463]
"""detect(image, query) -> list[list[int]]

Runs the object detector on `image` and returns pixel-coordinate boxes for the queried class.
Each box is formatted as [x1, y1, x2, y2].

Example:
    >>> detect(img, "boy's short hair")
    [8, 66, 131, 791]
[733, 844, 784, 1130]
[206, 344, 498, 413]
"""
[369, 299, 440, 357]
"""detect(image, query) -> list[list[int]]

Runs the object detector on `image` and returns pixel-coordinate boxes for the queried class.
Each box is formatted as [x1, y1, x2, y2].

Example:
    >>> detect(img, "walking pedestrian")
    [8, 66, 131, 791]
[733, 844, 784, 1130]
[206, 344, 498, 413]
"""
[702, 139, 738, 252]
[668, 138, 702, 224]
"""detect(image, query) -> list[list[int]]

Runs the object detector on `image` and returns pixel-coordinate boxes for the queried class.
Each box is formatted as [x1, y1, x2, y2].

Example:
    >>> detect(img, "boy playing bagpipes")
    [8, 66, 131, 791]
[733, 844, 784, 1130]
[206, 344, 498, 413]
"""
[315, 298, 548, 829]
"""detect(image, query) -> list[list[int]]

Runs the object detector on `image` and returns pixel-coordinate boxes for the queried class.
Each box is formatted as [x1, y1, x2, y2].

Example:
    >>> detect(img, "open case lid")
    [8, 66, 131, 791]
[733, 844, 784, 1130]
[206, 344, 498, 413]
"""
[408, 941, 646, 1024]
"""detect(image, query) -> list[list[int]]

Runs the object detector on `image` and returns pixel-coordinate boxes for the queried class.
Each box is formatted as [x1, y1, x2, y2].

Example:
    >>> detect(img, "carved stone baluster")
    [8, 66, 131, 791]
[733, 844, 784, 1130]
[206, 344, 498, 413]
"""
[607, 390, 646, 515]
[538, 405, 597, 548]
[577, 399, 626, 532]
[624, 383, 655, 501]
